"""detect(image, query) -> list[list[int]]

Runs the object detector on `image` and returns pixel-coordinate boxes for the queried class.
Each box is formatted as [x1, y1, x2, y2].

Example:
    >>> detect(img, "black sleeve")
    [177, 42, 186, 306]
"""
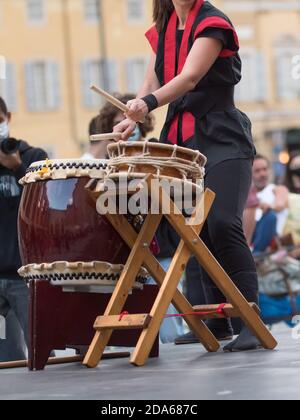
[196, 27, 238, 53]
[29, 148, 48, 165]
[14, 147, 48, 182]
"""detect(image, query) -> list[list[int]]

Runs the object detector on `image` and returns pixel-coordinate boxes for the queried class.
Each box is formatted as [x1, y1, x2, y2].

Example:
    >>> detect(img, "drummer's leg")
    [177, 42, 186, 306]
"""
[203, 159, 261, 352]
[200, 225, 234, 340]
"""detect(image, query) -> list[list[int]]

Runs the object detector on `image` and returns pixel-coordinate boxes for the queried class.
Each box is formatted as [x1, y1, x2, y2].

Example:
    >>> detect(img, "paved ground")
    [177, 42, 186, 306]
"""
[0, 324, 300, 400]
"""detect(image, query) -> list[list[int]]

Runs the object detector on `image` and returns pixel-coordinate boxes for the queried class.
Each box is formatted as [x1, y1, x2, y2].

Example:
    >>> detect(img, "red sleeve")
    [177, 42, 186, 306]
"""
[145, 26, 159, 54]
[194, 17, 239, 58]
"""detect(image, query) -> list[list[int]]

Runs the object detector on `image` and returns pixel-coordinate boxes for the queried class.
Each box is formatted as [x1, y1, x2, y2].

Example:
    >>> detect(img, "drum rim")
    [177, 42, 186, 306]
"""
[18, 261, 148, 289]
[28, 158, 109, 168]
[20, 158, 108, 185]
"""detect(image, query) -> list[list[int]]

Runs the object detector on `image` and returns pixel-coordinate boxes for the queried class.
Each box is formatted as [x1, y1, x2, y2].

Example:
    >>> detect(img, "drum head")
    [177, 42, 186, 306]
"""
[20, 159, 108, 185]
[106, 141, 206, 187]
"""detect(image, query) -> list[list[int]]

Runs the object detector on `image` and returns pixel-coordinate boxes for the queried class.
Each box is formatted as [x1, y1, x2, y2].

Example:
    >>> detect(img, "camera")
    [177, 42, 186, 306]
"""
[0, 138, 20, 155]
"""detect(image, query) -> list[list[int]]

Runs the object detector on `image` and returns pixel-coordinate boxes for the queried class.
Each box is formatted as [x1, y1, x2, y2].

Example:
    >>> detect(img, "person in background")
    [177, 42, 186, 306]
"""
[249, 155, 289, 254]
[154, 219, 186, 343]
[81, 115, 109, 160]
[285, 152, 300, 195]
[0, 96, 47, 362]
[243, 185, 260, 247]
[284, 152, 300, 258]
[0, 311, 26, 361]
[82, 94, 155, 160]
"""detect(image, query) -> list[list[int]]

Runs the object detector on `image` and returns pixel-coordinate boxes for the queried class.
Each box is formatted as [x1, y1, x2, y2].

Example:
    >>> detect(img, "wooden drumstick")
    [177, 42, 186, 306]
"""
[90, 133, 122, 142]
[90, 85, 129, 114]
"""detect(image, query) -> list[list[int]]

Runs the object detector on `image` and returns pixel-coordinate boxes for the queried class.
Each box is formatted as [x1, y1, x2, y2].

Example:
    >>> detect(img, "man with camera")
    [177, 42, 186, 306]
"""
[0, 96, 47, 361]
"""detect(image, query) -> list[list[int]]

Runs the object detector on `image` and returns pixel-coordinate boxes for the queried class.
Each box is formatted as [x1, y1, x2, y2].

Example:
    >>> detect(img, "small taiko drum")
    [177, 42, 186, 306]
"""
[18, 159, 147, 289]
[106, 141, 207, 189]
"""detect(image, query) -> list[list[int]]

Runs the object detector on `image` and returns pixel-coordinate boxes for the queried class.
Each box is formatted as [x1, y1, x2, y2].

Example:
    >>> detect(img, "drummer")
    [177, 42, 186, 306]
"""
[114, 0, 261, 352]
[82, 94, 155, 160]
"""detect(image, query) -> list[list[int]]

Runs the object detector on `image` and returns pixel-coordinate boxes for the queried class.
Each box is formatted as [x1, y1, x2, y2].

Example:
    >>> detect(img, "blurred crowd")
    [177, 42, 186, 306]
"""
[245, 153, 300, 258]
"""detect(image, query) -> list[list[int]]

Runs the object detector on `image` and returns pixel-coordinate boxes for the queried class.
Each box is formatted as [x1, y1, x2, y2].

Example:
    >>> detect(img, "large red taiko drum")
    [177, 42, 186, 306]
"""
[18, 159, 147, 289]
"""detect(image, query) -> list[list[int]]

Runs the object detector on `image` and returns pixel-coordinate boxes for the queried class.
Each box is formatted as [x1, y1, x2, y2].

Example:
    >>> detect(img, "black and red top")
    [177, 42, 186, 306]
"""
[145, 0, 256, 172]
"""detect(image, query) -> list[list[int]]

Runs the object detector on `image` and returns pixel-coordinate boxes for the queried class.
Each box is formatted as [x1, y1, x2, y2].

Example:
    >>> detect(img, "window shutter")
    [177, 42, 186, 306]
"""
[126, 58, 147, 94]
[255, 52, 267, 102]
[47, 61, 60, 110]
[25, 61, 36, 111]
[1, 62, 17, 111]
[103, 59, 119, 93]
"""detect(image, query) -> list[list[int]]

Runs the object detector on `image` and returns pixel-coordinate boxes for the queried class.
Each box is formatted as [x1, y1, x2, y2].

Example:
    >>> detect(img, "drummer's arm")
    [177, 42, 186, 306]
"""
[126, 37, 222, 121]
[155, 38, 222, 105]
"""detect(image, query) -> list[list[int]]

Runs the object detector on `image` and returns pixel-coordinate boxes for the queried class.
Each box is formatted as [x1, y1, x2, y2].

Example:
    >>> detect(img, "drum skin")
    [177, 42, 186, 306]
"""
[18, 177, 129, 266]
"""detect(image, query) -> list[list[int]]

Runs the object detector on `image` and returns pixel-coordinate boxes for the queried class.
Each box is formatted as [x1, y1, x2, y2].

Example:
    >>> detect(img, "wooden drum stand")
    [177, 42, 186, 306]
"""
[83, 176, 277, 369]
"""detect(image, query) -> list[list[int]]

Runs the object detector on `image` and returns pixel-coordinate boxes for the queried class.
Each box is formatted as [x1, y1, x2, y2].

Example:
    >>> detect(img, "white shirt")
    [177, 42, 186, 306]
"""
[256, 184, 289, 236]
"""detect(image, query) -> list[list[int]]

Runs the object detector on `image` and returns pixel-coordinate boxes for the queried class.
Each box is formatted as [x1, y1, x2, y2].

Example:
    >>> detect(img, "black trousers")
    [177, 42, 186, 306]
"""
[186, 159, 258, 312]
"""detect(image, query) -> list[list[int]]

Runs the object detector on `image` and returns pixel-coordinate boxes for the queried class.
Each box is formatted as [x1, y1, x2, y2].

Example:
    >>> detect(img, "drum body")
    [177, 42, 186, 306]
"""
[18, 159, 148, 288]
[18, 177, 128, 266]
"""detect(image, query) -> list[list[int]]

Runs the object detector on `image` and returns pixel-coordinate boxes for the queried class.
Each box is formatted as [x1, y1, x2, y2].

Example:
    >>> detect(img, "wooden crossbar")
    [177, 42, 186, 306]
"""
[192, 303, 260, 319]
[94, 314, 152, 330]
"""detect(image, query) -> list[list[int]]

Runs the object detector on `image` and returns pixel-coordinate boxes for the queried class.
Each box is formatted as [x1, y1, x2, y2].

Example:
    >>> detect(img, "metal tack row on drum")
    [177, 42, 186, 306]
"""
[17, 142, 206, 291]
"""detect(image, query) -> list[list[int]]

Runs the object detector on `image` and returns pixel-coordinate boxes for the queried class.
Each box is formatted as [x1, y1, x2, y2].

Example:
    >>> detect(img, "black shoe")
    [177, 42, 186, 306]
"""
[174, 320, 233, 345]
[174, 331, 199, 345]
[223, 326, 263, 353]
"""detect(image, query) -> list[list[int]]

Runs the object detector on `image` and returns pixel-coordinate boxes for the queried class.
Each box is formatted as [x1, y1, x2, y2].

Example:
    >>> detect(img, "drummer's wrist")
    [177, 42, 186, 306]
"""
[141, 94, 158, 113]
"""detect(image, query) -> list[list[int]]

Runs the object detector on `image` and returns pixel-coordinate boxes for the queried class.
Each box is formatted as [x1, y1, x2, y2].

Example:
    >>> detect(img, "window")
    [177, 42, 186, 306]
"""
[25, 61, 60, 112]
[276, 49, 300, 100]
[81, 59, 118, 108]
[125, 58, 148, 93]
[127, 0, 145, 23]
[26, 0, 45, 24]
[235, 50, 267, 103]
[0, 62, 17, 112]
[83, 0, 100, 23]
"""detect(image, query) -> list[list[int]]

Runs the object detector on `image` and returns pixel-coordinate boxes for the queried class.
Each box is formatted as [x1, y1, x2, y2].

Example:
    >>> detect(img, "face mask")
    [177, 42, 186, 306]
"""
[0, 121, 9, 140]
[129, 125, 141, 142]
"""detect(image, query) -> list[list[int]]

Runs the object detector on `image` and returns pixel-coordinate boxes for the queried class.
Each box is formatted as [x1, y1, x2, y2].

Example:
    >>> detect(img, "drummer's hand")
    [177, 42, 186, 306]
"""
[126, 99, 148, 123]
[0, 150, 22, 171]
[113, 118, 136, 141]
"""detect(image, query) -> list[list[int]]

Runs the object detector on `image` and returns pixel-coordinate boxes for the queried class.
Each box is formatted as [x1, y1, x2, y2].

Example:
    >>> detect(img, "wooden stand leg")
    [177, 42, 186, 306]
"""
[83, 214, 163, 368]
[130, 191, 222, 366]
[106, 190, 220, 355]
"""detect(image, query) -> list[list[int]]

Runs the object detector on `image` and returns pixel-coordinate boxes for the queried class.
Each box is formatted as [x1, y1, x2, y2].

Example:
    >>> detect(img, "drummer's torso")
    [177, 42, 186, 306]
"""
[155, 3, 255, 170]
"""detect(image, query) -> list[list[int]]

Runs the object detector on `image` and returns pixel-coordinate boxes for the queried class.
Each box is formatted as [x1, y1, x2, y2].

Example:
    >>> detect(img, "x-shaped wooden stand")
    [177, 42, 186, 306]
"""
[83, 179, 277, 368]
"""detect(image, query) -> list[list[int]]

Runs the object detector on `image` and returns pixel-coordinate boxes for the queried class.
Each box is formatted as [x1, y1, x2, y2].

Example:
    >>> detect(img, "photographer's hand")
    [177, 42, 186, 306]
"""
[0, 150, 22, 171]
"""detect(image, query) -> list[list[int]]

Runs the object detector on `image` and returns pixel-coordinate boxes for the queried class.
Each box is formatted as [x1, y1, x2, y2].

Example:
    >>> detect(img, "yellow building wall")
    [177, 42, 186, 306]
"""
[0, 0, 299, 160]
